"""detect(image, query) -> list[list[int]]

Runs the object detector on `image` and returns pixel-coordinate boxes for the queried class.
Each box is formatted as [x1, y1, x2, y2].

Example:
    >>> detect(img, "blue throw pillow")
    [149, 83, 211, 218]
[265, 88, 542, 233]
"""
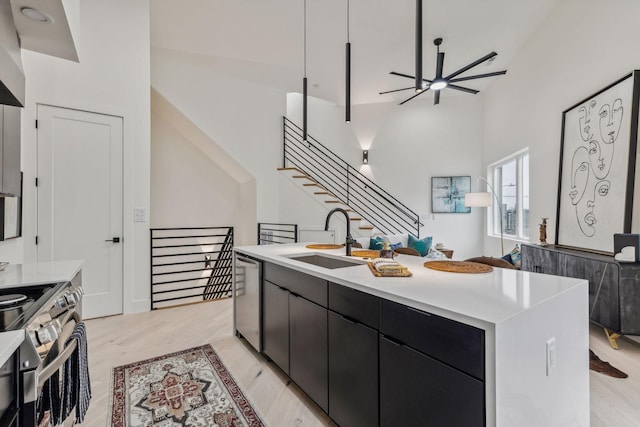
[369, 236, 387, 250]
[408, 235, 432, 257]
[510, 246, 522, 269]
[390, 242, 402, 250]
[501, 253, 514, 265]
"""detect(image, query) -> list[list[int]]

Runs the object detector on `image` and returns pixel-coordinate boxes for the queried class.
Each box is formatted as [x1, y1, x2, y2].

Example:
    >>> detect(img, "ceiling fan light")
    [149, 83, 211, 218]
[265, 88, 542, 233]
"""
[430, 79, 448, 90]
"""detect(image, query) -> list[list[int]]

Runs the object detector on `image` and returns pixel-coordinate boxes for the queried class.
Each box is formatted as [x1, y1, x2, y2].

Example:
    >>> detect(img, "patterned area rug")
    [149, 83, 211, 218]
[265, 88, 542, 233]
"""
[109, 344, 264, 426]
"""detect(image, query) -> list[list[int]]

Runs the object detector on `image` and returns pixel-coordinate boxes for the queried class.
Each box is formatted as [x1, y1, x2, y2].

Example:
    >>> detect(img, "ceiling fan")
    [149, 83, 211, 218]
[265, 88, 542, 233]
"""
[381, 37, 507, 105]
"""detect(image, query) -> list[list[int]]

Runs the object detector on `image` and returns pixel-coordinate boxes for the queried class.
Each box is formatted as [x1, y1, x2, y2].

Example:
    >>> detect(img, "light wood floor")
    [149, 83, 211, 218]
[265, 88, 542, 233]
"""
[81, 298, 639, 427]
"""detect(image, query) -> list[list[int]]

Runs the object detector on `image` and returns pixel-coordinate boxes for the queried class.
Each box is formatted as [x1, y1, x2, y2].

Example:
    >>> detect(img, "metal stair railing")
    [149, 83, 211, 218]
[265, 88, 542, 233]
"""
[258, 222, 298, 244]
[150, 226, 234, 309]
[283, 117, 421, 237]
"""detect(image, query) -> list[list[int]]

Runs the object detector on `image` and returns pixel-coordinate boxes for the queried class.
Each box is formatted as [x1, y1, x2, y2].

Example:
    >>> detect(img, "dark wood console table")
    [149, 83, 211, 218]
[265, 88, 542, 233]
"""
[521, 243, 640, 348]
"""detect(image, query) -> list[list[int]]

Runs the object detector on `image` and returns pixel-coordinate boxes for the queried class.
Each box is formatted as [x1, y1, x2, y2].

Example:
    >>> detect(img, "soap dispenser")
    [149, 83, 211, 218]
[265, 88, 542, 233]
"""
[379, 241, 393, 259]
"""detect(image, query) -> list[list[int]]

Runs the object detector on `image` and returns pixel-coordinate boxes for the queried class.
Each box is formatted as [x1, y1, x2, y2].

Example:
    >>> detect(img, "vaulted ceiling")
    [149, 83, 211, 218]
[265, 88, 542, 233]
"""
[151, 0, 561, 106]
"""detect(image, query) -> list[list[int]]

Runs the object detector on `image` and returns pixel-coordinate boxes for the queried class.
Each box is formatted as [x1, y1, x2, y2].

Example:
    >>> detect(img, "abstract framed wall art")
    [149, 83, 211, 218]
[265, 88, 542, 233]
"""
[556, 71, 640, 253]
[431, 176, 471, 213]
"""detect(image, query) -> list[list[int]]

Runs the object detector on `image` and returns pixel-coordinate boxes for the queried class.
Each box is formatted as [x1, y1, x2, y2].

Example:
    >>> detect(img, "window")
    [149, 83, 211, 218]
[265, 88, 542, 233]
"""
[488, 149, 529, 240]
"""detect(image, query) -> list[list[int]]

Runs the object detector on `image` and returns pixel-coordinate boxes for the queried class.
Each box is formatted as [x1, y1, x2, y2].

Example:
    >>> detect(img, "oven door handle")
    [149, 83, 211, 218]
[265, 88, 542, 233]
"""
[57, 309, 81, 326]
[36, 311, 81, 386]
[37, 339, 78, 385]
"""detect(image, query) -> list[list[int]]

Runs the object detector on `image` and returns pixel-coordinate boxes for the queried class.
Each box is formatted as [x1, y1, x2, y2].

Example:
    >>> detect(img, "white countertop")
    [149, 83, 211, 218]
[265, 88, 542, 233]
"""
[0, 330, 24, 367]
[0, 260, 83, 291]
[235, 243, 587, 327]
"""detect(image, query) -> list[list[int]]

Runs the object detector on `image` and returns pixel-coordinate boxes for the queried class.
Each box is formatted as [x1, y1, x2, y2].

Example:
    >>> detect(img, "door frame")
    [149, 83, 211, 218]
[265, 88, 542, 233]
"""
[29, 100, 149, 314]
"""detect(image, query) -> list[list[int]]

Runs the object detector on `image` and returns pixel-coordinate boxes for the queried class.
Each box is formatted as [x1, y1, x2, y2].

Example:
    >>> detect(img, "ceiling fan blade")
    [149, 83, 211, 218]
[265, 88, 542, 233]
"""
[434, 90, 440, 105]
[390, 71, 416, 80]
[447, 84, 480, 94]
[379, 87, 415, 95]
[436, 52, 445, 79]
[445, 52, 497, 80]
[449, 70, 507, 83]
[399, 87, 430, 105]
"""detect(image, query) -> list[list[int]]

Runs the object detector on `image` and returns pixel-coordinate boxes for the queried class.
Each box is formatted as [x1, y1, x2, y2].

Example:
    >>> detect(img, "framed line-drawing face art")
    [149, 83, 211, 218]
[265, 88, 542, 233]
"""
[556, 71, 640, 254]
[431, 176, 471, 213]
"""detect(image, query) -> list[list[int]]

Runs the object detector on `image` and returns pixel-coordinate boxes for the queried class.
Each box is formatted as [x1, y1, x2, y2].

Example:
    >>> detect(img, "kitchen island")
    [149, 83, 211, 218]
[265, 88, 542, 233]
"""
[234, 243, 589, 427]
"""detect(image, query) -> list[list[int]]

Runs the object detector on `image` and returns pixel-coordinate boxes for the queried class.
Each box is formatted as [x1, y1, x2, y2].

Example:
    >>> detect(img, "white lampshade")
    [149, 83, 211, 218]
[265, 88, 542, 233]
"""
[465, 192, 492, 208]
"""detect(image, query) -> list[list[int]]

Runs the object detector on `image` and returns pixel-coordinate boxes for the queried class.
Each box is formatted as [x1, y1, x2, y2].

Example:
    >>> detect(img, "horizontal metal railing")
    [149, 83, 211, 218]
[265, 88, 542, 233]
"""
[150, 226, 234, 309]
[283, 117, 421, 237]
[258, 222, 298, 244]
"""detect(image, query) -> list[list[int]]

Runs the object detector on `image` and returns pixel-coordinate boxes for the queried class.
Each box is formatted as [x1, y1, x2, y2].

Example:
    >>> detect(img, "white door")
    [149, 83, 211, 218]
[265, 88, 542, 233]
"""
[37, 105, 123, 318]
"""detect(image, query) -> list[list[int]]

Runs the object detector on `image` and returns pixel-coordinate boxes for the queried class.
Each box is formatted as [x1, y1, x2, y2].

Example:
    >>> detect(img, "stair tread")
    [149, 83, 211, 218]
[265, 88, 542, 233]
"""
[293, 175, 313, 179]
[359, 225, 374, 230]
[325, 200, 342, 203]
[303, 183, 323, 187]
[349, 217, 362, 221]
[314, 192, 332, 195]
[277, 167, 302, 172]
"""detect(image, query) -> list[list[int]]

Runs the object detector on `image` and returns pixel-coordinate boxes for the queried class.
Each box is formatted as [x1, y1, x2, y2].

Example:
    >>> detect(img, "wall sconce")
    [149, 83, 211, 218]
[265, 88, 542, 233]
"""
[362, 150, 369, 164]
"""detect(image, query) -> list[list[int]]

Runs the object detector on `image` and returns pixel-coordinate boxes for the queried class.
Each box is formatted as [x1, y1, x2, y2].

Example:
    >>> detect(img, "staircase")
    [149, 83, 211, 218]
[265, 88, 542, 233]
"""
[280, 117, 421, 238]
[278, 167, 374, 236]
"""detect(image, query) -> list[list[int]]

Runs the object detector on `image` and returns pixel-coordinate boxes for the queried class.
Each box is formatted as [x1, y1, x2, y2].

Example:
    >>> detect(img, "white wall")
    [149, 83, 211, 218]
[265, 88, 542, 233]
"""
[151, 114, 242, 228]
[18, 0, 151, 313]
[483, 0, 640, 255]
[151, 48, 286, 226]
[287, 93, 486, 260]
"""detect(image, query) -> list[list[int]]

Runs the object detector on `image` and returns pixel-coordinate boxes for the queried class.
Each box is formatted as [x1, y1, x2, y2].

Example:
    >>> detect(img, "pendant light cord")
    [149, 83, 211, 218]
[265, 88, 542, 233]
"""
[304, 0, 307, 77]
[347, 0, 350, 42]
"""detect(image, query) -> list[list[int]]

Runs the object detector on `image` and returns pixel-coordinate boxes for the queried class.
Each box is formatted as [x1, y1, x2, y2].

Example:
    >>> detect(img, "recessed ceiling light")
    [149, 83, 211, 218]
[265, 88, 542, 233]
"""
[21, 7, 52, 23]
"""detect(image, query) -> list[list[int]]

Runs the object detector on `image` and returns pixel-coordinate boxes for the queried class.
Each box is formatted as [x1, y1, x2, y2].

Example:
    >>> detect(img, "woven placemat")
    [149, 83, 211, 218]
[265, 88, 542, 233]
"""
[367, 262, 412, 277]
[424, 260, 493, 274]
[351, 250, 382, 258]
[305, 244, 344, 249]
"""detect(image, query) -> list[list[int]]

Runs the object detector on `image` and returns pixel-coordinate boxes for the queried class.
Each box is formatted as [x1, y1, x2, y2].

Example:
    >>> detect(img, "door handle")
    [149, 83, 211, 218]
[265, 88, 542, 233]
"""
[105, 237, 121, 243]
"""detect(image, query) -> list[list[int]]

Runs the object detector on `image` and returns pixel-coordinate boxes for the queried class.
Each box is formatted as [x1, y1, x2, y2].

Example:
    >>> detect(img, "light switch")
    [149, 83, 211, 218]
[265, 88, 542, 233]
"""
[134, 208, 147, 223]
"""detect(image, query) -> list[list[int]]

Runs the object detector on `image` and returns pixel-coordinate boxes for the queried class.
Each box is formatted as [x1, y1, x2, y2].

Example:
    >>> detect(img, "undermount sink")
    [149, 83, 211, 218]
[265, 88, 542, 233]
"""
[287, 253, 366, 269]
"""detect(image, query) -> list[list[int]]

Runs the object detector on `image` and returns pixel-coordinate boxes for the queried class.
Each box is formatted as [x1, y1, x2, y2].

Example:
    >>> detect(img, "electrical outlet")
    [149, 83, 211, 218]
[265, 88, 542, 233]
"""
[546, 337, 557, 376]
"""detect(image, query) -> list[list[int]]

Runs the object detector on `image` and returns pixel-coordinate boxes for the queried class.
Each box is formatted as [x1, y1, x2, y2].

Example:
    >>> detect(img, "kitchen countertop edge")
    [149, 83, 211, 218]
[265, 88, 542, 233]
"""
[234, 243, 588, 329]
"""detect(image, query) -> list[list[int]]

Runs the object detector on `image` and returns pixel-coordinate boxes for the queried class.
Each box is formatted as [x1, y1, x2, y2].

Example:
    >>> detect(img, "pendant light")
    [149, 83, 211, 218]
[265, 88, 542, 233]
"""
[303, 0, 308, 141]
[415, 0, 423, 92]
[345, 0, 351, 123]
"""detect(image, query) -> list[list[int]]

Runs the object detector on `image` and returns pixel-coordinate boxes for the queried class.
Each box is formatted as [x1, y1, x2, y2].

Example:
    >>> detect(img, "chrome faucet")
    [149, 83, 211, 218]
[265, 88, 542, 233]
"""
[324, 208, 357, 256]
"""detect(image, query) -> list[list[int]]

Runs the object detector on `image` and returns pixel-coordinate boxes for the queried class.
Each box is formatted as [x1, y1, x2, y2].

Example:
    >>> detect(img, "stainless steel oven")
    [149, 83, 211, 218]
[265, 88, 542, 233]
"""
[0, 271, 83, 427]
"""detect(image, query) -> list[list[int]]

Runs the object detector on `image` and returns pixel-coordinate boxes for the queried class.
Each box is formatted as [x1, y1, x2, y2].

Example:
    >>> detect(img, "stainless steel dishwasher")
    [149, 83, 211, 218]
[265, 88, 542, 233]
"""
[233, 252, 262, 352]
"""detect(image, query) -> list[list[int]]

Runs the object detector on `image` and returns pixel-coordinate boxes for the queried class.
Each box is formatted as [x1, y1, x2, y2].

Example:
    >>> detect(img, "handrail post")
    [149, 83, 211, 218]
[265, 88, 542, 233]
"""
[282, 116, 286, 168]
[346, 165, 350, 206]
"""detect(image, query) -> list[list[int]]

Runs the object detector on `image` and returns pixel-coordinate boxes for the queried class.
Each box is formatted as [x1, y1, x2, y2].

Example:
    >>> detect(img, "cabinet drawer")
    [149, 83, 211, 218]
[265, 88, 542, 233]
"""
[380, 335, 484, 427]
[380, 299, 484, 380]
[264, 262, 327, 307]
[328, 282, 379, 329]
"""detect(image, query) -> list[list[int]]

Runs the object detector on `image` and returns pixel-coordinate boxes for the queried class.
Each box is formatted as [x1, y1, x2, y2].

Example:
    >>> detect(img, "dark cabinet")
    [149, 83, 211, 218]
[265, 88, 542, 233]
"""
[557, 253, 620, 330]
[290, 294, 328, 412]
[262, 262, 329, 410]
[262, 280, 290, 374]
[1, 105, 21, 197]
[328, 311, 378, 427]
[521, 244, 640, 334]
[380, 299, 484, 380]
[260, 262, 486, 426]
[379, 336, 484, 427]
[520, 244, 558, 275]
